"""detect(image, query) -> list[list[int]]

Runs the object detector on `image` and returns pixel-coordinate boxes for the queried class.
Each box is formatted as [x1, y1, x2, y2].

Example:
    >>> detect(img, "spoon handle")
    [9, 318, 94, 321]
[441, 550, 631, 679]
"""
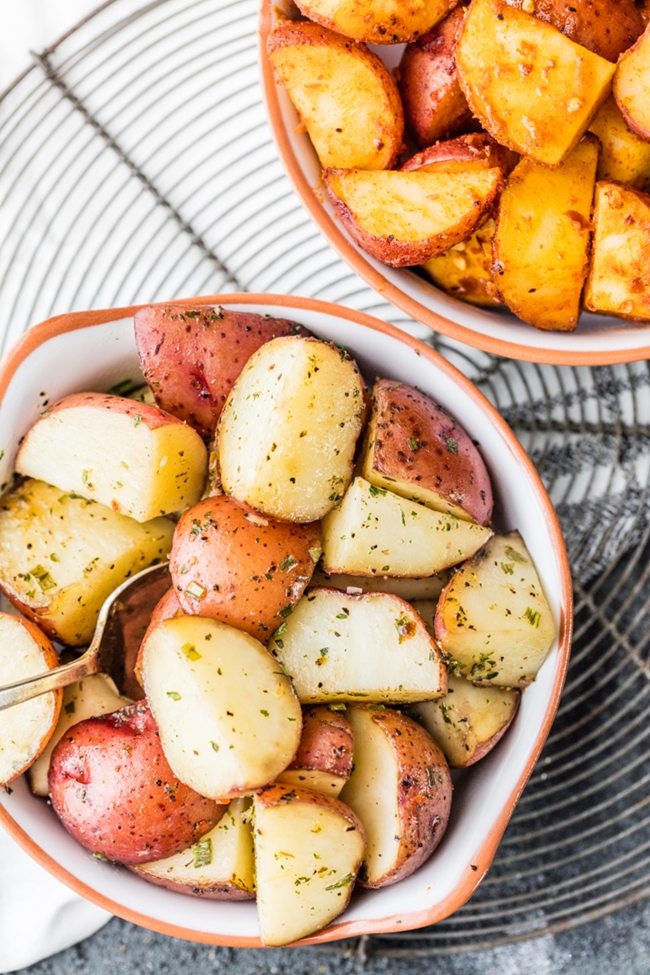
[0, 651, 100, 711]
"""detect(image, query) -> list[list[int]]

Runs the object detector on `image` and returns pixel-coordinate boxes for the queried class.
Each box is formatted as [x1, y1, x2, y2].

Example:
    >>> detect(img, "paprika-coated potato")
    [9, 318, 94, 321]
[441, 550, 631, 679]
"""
[293, 0, 461, 44]
[614, 23, 650, 141]
[504, 0, 644, 62]
[589, 97, 650, 193]
[401, 132, 518, 175]
[423, 218, 503, 307]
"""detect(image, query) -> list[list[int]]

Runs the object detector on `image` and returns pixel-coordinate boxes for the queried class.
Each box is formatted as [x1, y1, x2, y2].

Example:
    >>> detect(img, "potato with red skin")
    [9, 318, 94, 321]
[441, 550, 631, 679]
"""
[48, 702, 223, 864]
[361, 379, 493, 525]
[402, 132, 518, 175]
[614, 24, 650, 142]
[278, 706, 354, 796]
[505, 0, 644, 62]
[134, 305, 308, 439]
[399, 8, 473, 147]
[170, 495, 321, 642]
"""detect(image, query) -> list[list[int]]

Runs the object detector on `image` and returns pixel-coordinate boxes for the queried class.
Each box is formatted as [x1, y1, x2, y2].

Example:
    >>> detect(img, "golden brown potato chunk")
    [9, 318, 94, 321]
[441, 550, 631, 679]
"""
[589, 97, 650, 193]
[614, 24, 650, 141]
[504, 0, 644, 62]
[423, 218, 503, 307]
[294, 0, 461, 44]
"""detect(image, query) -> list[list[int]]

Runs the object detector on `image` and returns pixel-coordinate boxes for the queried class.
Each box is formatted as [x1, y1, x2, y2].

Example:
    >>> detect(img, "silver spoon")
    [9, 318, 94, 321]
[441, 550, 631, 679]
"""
[0, 563, 170, 711]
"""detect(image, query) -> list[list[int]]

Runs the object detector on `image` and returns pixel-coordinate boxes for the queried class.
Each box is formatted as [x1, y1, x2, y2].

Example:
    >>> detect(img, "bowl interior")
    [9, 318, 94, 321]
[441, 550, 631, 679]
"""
[0, 298, 570, 944]
[261, 0, 650, 365]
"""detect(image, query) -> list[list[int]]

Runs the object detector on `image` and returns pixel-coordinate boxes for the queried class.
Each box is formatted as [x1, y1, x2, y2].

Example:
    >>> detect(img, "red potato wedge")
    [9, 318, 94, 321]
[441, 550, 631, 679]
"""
[278, 706, 354, 797]
[361, 378, 493, 525]
[583, 181, 650, 321]
[322, 477, 491, 577]
[456, 0, 615, 165]
[267, 20, 403, 170]
[48, 702, 223, 864]
[293, 0, 461, 44]
[141, 616, 302, 801]
[15, 393, 207, 523]
[435, 531, 556, 687]
[589, 97, 650, 193]
[505, 0, 644, 62]
[0, 479, 174, 646]
[0, 614, 62, 786]
[134, 305, 308, 439]
[493, 135, 599, 331]
[268, 587, 447, 704]
[614, 24, 650, 141]
[133, 797, 255, 901]
[218, 336, 366, 523]
[340, 707, 452, 887]
[253, 783, 365, 946]
[410, 676, 520, 767]
[423, 218, 503, 307]
[398, 8, 473, 146]
[323, 166, 504, 267]
[312, 567, 449, 601]
[402, 132, 518, 175]
[169, 495, 320, 642]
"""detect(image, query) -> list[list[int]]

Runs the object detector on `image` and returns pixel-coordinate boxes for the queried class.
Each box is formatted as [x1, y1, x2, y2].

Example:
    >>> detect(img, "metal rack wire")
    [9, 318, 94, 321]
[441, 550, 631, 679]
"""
[0, 0, 648, 957]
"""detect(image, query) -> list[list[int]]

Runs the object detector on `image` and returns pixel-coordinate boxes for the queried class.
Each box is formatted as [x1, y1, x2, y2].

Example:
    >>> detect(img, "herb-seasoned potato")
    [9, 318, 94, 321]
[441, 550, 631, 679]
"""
[312, 568, 449, 601]
[323, 166, 504, 268]
[218, 336, 366, 523]
[402, 132, 518, 175]
[0, 614, 62, 786]
[410, 676, 520, 767]
[141, 616, 302, 801]
[253, 784, 365, 946]
[435, 531, 556, 686]
[278, 706, 354, 797]
[614, 23, 650, 141]
[456, 0, 615, 165]
[294, 0, 460, 44]
[493, 136, 599, 331]
[269, 587, 447, 704]
[504, 0, 644, 62]
[423, 219, 503, 307]
[267, 20, 403, 170]
[584, 181, 650, 321]
[398, 8, 472, 146]
[361, 379, 494, 524]
[134, 305, 308, 439]
[322, 478, 491, 576]
[0, 479, 174, 645]
[340, 707, 452, 887]
[133, 798, 255, 900]
[589, 97, 650, 192]
[15, 393, 207, 523]
[170, 495, 320, 641]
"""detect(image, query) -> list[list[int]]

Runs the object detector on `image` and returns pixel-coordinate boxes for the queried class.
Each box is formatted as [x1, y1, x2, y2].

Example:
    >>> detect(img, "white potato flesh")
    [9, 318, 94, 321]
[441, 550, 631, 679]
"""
[253, 786, 364, 945]
[435, 532, 556, 686]
[269, 587, 446, 703]
[0, 615, 60, 785]
[29, 674, 129, 797]
[277, 768, 348, 798]
[311, 568, 448, 601]
[16, 395, 207, 522]
[217, 336, 366, 522]
[142, 616, 302, 800]
[0, 479, 174, 645]
[134, 798, 255, 898]
[322, 477, 491, 576]
[410, 676, 519, 767]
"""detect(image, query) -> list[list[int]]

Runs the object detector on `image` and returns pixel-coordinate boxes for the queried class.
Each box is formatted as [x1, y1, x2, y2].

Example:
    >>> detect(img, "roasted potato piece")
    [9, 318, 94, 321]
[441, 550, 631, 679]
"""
[322, 477, 491, 576]
[267, 20, 403, 170]
[410, 676, 520, 767]
[398, 8, 472, 146]
[218, 336, 366, 523]
[589, 97, 650, 193]
[278, 706, 354, 797]
[505, 0, 644, 62]
[16, 393, 207, 523]
[133, 798, 255, 900]
[170, 495, 320, 642]
[340, 707, 452, 887]
[268, 587, 447, 704]
[312, 568, 449, 601]
[0, 479, 174, 646]
[0, 614, 61, 786]
[584, 181, 650, 321]
[423, 219, 503, 307]
[134, 305, 308, 439]
[493, 135, 599, 331]
[614, 23, 650, 140]
[48, 702, 223, 864]
[141, 616, 302, 801]
[435, 531, 556, 686]
[324, 166, 504, 267]
[456, 0, 615, 165]
[402, 132, 518, 175]
[361, 379, 494, 524]
[253, 784, 365, 946]
[294, 0, 460, 44]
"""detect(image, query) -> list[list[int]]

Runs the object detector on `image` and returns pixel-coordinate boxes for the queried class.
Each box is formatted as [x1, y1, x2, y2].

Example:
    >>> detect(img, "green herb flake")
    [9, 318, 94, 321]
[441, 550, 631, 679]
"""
[30, 564, 57, 592]
[308, 546, 322, 563]
[325, 873, 354, 891]
[132, 413, 143, 427]
[407, 437, 421, 451]
[166, 691, 182, 701]
[210, 740, 220, 752]
[368, 484, 387, 498]
[191, 837, 212, 868]
[500, 562, 515, 575]
[524, 606, 541, 627]
[181, 643, 201, 661]
[504, 544, 527, 564]
[279, 555, 298, 572]
[446, 437, 459, 454]
[335, 608, 350, 619]
[260, 709, 270, 717]
[278, 604, 293, 619]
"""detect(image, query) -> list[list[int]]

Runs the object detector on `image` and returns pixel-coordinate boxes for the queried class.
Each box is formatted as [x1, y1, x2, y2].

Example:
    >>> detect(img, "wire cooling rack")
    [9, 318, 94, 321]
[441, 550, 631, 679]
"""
[0, 0, 648, 958]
